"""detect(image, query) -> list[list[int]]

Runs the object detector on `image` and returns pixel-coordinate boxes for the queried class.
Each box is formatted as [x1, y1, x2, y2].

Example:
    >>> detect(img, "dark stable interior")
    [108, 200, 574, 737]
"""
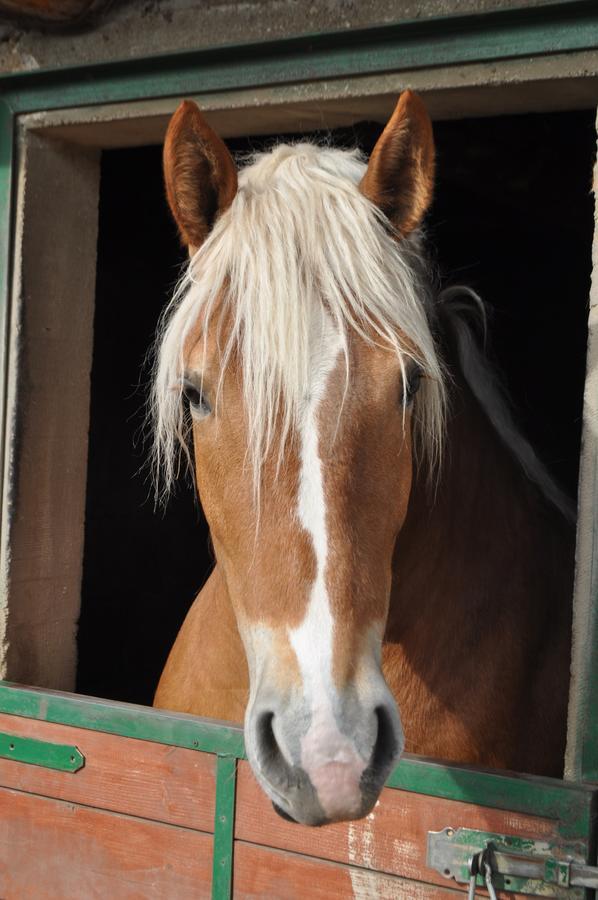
[76, 109, 596, 707]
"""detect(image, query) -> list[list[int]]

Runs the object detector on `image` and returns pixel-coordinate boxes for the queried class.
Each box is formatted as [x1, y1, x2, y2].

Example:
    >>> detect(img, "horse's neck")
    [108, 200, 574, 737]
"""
[387, 372, 574, 639]
[385, 368, 574, 772]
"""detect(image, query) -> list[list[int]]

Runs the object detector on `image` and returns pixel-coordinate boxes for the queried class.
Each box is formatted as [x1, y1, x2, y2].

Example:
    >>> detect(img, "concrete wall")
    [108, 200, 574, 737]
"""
[0, 0, 552, 74]
[0, 131, 99, 690]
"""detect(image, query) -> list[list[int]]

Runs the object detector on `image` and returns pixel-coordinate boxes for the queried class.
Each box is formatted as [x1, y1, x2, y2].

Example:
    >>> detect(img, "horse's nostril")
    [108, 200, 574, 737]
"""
[255, 711, 292, 790]
[371, 705, 400, 775]
[253, 711, 327, 825]
[359, 704, 400, 806]
[256, 711, 282, 767]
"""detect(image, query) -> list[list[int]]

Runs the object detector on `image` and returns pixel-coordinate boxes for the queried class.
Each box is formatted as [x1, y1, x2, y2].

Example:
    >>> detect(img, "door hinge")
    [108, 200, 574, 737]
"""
[427, 826, 598, 897]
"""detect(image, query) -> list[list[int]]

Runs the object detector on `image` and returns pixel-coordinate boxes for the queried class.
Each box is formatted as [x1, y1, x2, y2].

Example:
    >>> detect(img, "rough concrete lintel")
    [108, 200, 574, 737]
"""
[16, 49, 598, 149]
[0, 0, 558, 75]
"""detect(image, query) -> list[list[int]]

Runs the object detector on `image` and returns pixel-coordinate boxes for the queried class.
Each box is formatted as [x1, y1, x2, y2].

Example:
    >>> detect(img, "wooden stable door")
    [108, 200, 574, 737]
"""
[0, 685, 596, 899]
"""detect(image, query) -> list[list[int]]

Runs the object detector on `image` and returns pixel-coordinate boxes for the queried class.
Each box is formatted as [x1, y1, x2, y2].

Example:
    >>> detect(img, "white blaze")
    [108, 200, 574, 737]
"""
[288, 311, 367, 816]
[289, 309, 341, 696]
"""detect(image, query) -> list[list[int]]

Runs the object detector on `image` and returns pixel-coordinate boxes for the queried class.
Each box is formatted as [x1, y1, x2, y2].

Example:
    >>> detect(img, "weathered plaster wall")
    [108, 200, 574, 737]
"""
[0, 133, 99, 690]
[565, 112, 598, 782]
[0, 0, 554, 74]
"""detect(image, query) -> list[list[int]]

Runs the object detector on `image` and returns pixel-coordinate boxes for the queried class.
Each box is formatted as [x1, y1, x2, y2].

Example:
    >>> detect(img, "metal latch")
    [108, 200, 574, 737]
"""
[427, 826, 598, 897]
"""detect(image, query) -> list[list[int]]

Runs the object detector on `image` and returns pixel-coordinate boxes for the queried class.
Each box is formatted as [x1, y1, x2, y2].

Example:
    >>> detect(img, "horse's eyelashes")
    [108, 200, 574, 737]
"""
[403, 366, 423, 406]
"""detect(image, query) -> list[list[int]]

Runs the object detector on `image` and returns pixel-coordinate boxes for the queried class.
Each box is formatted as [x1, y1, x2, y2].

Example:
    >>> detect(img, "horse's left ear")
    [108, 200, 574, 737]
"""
[163, 100, 238, 253]
[360, 90, 435, 235]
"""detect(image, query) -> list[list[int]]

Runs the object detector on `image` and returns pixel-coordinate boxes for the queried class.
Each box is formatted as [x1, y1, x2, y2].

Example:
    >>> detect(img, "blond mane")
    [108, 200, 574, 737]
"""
[150, 142, 446, 502]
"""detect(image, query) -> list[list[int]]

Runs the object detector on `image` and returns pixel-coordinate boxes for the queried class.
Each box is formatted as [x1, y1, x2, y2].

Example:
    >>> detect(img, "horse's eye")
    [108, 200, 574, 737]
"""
[403, 365, 423, 406]
[183, 380, 211, 417]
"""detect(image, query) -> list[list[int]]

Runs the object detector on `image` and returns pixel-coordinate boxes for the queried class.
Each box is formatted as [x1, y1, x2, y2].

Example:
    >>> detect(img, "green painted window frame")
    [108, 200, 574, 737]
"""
[0, 3, 598, 896]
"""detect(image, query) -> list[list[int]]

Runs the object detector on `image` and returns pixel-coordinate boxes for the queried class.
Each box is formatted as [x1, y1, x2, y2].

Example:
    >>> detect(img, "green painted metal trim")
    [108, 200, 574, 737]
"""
[0, 682, 595, 846]
[386, 758, 595, 841]
[0, 682, 246, 758]
[211, 755, 237, 900]
[0, 1, 597, 115]
[0, 731, 84, 772]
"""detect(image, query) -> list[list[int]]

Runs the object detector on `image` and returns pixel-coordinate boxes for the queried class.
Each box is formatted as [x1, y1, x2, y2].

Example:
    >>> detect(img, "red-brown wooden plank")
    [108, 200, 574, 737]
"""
[234, 841, 463, 899]
[0, 786, 212, 899]
[235, 761, 555, 895]
[0, 712, 215, 831]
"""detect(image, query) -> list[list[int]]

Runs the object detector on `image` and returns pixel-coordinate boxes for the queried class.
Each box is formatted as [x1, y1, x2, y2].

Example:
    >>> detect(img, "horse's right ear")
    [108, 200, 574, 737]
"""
[163, 100, 238, 252]
[360, 91, 435, 236]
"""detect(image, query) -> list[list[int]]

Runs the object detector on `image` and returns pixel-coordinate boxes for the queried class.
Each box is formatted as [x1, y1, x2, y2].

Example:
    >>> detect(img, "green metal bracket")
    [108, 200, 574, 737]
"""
[211, 755, 237, 900]
[0, 731, 84, 773]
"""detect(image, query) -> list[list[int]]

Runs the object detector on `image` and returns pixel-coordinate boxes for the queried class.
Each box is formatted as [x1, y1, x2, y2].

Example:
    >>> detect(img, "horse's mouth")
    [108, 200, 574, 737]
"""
[272, 801, 298, 824]
[272, 801, 330, 827]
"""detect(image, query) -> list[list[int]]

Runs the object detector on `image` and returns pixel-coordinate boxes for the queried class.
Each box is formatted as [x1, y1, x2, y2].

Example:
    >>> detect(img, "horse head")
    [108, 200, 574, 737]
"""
[153, 92, 445, 824]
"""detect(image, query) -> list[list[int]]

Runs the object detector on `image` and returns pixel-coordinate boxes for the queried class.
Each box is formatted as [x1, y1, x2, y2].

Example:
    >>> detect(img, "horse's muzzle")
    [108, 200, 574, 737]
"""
[244, 689, 403, 826]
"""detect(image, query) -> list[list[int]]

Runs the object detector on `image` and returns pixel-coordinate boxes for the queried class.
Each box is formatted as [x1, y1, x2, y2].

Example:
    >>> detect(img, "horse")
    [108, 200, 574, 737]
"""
[151, 92, 574, 826]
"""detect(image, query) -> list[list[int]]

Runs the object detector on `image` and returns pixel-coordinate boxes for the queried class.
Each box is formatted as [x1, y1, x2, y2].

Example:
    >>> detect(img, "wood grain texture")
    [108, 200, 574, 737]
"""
[234, 841, 464, 899]
[235, 761, 556, 896]
[0, 712, 216, 832]
[0, 787, 212, 899]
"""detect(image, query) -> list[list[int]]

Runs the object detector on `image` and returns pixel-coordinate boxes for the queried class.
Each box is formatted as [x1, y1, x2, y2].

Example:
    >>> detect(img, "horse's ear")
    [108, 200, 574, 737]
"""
[163, 100, 238, 252]
[360, 90, 435, 236]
